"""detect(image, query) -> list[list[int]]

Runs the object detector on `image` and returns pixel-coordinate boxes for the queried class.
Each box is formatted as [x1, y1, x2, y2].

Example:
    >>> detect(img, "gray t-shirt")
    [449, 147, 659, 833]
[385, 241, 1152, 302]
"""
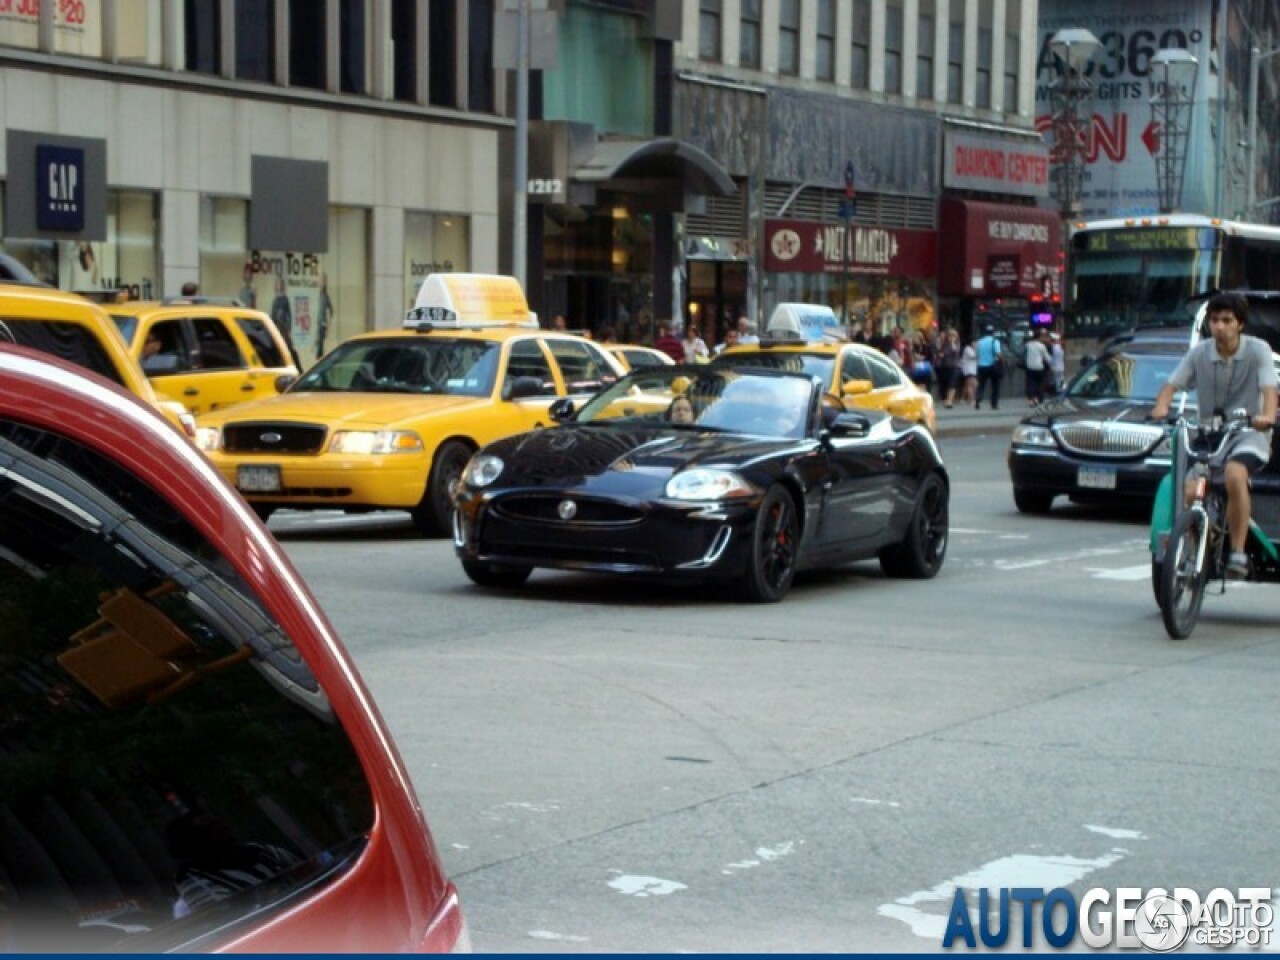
[1168, 334, 1277, 420]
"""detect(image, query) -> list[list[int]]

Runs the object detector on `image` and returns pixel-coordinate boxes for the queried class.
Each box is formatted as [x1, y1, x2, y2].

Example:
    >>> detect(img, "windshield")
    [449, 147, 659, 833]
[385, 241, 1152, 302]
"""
[574, 366, 817, 440]
[1068, 350, 1191, 404]
[292, 336, 499, 396]
[712, 349, 835, 383]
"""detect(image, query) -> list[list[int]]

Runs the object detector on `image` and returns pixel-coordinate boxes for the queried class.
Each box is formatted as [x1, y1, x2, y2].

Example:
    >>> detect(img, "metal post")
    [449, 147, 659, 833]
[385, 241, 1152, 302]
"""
[512, 0, 529, 289]
[1248, 46, 1260, 216]
[842, 161, 855, 329]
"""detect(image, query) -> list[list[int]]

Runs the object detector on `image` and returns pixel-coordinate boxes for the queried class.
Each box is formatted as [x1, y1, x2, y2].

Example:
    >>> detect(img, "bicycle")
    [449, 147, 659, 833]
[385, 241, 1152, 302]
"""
[1151, 410, 1280, 639]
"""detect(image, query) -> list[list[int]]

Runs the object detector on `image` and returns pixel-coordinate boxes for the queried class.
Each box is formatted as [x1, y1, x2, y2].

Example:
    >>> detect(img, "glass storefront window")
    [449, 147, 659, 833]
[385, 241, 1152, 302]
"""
[198, 199, 369, 365]
[55, 0, 104, 57]
[115, 0, 163, 65]
[0, 0, 101, 54]
[1, 189, 157, 300]
[404, 211, 470, 309]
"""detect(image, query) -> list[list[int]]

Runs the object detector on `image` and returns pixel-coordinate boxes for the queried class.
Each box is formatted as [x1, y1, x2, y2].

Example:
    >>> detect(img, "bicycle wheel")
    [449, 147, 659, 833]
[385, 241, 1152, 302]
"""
[1159, 509, 1208, 640]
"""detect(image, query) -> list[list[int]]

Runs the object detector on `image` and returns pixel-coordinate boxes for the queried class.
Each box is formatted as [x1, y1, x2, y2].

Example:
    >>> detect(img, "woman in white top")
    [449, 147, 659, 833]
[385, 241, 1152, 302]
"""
[960, 338, 979, 406]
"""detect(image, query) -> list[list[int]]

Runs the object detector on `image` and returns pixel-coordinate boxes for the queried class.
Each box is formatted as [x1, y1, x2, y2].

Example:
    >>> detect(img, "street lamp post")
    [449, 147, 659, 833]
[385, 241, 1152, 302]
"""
[1149, 48, 1198, 214]
[1048, 28, 1101, 317]
[1048, 28, 1101, 221]
[1247, 46, 1280, 218]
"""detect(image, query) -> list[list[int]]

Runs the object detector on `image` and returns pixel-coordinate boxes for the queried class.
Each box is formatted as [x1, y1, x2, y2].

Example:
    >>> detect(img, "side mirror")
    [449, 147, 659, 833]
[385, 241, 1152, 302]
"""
[828, 411, 872, 438]
[503, 375, 545, 400]
[274, 373, 297, 393]
[548, 397, 576, 422]
[142, 354, 181, 375]
[841, 378, 873, 397]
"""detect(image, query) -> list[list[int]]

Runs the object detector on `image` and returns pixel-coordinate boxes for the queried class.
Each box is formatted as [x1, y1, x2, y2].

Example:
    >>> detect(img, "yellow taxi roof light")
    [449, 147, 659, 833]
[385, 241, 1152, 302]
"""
[405, 273, 538, 330]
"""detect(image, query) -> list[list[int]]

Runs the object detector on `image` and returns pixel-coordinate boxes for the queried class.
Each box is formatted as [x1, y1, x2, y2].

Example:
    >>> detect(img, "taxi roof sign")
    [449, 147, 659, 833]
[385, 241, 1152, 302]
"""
[765, 303, 843, 343]
[406, 273, 538, 329]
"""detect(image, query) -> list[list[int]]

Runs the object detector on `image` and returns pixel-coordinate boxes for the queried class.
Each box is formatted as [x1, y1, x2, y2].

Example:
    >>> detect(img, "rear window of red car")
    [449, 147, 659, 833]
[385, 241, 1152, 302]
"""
[0, 419, 374, 951]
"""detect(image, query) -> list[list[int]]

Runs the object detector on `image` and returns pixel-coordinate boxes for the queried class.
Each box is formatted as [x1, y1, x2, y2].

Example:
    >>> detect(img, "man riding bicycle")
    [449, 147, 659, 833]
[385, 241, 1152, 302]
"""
[1150, 292, 1278, 579]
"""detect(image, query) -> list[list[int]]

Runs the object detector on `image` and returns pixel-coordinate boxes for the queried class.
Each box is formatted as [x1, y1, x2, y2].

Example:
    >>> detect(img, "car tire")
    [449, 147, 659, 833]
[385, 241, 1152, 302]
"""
[412, 440, 472, 537]
[1013, 487, 1054, 514]
[879, 472, 949, 579]
[462, 558, 532, 588]
[738, 485, 800, 603]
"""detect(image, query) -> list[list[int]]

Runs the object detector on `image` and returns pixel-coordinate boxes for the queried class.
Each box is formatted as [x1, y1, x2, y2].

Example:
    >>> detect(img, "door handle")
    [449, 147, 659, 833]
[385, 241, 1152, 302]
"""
[241, 383, 255, 391]
[183, 388, 198, 397]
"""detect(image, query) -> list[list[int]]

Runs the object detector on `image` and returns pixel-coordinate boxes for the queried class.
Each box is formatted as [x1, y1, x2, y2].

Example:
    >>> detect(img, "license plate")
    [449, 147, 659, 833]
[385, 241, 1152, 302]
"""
[1077, 466, 1117, 490]
[238, 465, 282, 493]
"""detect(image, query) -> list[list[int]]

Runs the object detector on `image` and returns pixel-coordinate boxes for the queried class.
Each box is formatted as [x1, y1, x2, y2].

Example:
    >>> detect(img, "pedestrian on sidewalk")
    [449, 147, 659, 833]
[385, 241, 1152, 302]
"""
[1023, 328, 1052, 404]
[937, 328, 962, 408]
[974, 325, 1003, 409]
[960, 336, 978, 406]
[1048, 332, 1066, 396]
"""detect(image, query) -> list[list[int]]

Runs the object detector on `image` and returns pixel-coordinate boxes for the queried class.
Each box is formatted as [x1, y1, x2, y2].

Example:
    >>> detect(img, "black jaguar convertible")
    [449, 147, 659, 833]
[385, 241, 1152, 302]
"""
[451, 365, 949, 602]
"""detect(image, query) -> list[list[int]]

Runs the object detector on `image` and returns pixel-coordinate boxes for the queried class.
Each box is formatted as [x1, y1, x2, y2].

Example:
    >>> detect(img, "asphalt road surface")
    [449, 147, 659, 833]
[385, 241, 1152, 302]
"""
[275, 430, 1280, 953]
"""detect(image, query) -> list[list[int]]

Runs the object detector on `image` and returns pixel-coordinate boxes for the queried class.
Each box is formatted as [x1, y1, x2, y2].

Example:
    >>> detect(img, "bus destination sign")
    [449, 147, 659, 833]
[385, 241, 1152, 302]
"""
[1084, 228, 1201, 252]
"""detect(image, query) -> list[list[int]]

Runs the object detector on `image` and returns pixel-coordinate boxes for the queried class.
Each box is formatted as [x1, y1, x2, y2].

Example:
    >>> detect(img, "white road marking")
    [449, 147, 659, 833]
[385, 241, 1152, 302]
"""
[1084, 824, 1147, 840]
[608, 874, 688, 897]
[850, 797, 902, 807]
[480, 800, 561, 822]
[877, 849, 1128, 941]
[723, 841, 800, 875]
[996, 544, 1141, 571]
[1088, 564, 1153, 581]
[529, 930, 589, 942]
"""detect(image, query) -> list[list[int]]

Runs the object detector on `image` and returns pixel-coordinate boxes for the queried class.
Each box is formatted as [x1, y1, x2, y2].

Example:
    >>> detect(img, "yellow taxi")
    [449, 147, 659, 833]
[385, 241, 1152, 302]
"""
[0, 273, 195, 437]
[193, 274, 627, 532]
[109, 298, 299, 416]
[608, 343, 676, 371]
[711, 303, 937, 433]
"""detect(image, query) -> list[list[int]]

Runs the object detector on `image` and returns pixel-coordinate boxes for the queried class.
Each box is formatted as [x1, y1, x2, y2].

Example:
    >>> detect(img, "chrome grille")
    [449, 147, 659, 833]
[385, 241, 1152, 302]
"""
[1053, 421, 1163, 458]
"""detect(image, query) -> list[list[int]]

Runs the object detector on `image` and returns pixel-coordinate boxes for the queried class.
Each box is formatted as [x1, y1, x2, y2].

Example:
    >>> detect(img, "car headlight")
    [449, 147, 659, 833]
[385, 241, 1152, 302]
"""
[463, 453, 504, 487]
[328, 430, 424, 454]
[194, 426, 222, 451]
[1012, 423, 1055, 447]
[665, 468, 758, 501]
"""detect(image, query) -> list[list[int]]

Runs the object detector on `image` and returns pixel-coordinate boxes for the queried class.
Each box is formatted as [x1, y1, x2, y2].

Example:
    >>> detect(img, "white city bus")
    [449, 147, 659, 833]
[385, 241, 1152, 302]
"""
[1065, 214, 1280, 340]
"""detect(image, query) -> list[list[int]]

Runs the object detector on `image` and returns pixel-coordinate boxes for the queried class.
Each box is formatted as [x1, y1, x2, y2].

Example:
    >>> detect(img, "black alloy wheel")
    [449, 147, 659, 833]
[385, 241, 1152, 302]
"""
[739, 485, 800, 603]
[412, 440, 473, 536]
[880, 473, 949, 579]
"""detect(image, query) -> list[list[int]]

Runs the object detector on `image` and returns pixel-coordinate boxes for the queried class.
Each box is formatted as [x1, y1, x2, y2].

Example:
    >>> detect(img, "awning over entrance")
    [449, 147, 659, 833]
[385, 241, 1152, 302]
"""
[571, 137, 736, 212]
[575, 137, 735, 195]
[938, 197, 1060, 298]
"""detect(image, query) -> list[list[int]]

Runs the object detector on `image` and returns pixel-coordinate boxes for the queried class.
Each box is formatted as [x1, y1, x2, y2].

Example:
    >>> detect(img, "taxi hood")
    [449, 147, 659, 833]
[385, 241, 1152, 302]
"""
[198, 390, 492, 430]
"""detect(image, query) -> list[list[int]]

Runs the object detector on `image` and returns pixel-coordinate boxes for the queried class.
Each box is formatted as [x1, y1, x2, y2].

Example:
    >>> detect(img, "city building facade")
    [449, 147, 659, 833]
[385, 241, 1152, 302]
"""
[0, 1, 505, 356]
[1037, 0, 1280, 224]
[671, 0, 1057, 346]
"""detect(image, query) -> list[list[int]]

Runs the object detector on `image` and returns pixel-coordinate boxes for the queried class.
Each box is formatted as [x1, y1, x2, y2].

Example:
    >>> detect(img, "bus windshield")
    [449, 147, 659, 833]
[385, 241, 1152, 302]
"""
[1066, 218, 1280, 340]
[1069, 234, 1219, 337]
